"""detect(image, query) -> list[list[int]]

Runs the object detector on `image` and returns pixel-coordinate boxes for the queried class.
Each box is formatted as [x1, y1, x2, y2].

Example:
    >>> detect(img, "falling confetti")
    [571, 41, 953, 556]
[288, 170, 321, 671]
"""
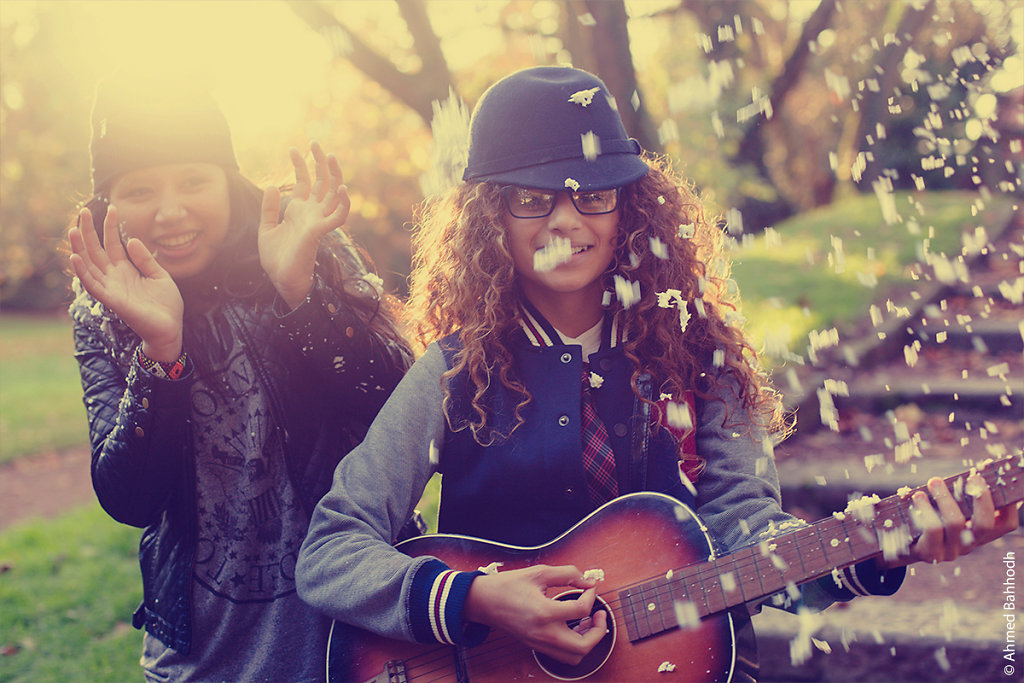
[568, 87, 601, 107]
[580, 131, 601, 161]
[614, 275, 641, 308]
[533, 236, 573, 272]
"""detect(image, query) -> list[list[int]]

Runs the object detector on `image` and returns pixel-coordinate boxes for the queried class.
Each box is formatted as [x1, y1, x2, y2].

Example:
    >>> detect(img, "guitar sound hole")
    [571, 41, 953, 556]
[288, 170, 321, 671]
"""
[533, 591, 616, 680]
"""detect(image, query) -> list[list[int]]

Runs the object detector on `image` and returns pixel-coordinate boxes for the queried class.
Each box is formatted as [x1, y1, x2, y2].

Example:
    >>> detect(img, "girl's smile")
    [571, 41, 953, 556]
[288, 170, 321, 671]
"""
[153, 230, 200, 254]
[506, 192, 619, 333]
[108, 163, 231, 280]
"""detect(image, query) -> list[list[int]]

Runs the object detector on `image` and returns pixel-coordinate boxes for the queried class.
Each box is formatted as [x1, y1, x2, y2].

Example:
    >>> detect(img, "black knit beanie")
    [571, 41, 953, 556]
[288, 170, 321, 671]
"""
[90, 73, 239, 193]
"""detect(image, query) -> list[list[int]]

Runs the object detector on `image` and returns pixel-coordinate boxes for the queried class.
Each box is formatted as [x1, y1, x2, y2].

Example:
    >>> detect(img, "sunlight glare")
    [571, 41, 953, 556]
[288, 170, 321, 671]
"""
[68, 1, 334, 167]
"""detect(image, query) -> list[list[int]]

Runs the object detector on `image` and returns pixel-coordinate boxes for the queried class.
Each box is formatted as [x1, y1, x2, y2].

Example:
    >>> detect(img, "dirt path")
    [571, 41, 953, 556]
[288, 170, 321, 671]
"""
[0, 447, 95, 531]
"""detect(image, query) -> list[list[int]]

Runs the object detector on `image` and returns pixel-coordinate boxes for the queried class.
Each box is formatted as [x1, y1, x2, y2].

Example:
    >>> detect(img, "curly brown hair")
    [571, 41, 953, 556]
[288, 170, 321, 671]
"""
[407, 153, 786, 446]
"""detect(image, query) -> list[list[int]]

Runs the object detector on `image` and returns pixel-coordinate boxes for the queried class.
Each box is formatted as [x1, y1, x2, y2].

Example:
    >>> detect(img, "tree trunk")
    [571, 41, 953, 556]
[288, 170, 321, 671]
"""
[733, 0, 838, 181]
[559, 0, 661, 153]
[846, 0, 936, 189]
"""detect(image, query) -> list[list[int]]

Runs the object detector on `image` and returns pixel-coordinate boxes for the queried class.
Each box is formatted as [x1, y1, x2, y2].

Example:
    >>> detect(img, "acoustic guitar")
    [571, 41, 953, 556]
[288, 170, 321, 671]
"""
[326, 454, 1023, 682]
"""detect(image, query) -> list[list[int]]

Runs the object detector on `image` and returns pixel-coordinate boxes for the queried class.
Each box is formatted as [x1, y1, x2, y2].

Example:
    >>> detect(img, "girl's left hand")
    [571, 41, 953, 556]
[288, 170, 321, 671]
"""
[259, 141, 350, 309]
[888, 475, 1019, 566]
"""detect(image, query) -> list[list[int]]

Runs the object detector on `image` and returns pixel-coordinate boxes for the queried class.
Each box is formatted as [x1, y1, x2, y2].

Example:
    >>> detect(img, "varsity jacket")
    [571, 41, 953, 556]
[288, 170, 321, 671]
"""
[296, 309, 904, 651]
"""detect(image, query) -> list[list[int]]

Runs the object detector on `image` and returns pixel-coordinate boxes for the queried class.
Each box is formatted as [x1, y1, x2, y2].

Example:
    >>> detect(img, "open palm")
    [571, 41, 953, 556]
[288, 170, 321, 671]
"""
[259, 142, 351, 309]
[69, 205, 184, 361]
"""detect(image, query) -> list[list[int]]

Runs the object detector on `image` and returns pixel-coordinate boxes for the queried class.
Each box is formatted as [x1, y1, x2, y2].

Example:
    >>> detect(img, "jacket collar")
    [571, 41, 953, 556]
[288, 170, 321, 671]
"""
[517, 298, 624, 351]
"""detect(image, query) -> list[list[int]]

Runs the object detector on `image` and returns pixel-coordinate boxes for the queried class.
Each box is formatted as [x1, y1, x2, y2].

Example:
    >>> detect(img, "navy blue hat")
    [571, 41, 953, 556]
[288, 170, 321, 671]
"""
[90, 72, 239, 192]
[462, 66, 649, 191]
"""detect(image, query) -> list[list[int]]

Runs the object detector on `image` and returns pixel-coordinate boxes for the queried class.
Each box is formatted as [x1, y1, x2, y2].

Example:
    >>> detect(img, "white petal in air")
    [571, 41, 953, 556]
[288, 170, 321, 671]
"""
[533, 236, 573, 272]
[567, 87, 601, 107]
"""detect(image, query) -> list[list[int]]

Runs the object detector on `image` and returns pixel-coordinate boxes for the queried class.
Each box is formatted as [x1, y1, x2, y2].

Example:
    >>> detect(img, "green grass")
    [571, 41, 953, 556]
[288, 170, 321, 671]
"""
[0, 504, 142, 683]
[730, 190, 1014, 361]
[0, 314, 88, 463]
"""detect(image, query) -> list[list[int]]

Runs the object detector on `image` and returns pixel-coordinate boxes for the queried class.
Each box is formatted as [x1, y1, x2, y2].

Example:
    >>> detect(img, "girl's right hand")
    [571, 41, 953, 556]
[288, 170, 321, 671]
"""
[69, 205, 185, 362]
[465, 564, 607, 666]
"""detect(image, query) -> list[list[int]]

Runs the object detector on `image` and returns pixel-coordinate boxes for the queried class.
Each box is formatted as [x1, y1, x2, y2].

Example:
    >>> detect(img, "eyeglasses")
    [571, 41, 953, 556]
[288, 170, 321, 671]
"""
[500, 185, 620, 219]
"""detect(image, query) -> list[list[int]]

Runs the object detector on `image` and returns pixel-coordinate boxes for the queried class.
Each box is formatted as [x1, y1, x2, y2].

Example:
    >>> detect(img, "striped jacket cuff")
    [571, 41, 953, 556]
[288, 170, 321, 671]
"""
[821, 559, 906, 601]
[409, 560, 489, 645]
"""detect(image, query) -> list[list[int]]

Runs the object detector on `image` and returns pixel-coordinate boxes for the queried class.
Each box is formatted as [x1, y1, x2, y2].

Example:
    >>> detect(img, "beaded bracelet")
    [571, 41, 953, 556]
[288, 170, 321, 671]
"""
[136, 346, 188, 380]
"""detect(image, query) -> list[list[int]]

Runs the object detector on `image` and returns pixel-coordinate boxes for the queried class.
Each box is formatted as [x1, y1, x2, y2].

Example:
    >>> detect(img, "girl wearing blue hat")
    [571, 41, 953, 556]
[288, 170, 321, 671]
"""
[67, 73, 411, 682]
[296, 67, 1017, 680]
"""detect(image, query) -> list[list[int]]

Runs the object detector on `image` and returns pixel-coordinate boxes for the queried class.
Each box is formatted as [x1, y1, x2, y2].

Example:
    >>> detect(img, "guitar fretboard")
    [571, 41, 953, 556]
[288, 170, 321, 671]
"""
[617, 454, 1024, 643]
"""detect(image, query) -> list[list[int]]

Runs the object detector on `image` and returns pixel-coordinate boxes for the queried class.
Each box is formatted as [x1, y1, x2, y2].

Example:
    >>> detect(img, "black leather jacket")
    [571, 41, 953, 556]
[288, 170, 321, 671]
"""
[71, 274, 410, 653]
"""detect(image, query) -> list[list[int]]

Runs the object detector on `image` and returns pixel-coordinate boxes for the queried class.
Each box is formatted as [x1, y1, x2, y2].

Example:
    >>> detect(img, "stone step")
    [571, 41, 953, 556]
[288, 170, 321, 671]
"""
[754, 600, 1014, 682]
[787, 373, 1022, 434]
[754, 534, 1024, 682]
[839, 376, 1023, 414]
[909, 318, 1024, 353]
[776, 456, 972, 519]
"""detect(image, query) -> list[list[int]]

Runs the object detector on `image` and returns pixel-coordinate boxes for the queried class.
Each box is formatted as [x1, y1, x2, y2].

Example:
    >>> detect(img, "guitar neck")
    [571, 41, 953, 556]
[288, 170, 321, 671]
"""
[618, 454, 1024, 634]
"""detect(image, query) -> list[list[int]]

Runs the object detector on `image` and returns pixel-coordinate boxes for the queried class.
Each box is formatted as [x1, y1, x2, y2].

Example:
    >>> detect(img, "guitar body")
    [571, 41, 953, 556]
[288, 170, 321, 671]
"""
[327, 493, 743, 682]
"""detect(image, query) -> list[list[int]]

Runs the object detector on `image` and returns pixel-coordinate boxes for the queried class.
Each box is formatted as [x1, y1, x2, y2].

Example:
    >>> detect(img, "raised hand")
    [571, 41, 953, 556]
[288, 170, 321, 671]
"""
[259, 141, 351, 309]
[69, 205, 184, 362]
[465, 564, 607, 666]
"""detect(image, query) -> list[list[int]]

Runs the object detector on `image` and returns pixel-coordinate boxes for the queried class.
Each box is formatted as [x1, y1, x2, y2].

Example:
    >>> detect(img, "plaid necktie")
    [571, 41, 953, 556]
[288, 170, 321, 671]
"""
[580, 364, 619, 506]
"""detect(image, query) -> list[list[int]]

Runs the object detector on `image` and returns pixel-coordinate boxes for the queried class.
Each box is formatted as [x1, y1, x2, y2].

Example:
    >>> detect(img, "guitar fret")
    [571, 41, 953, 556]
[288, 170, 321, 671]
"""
[733, 549, 762, 603]
[748, 551, 767, 597]
[685, 568, 710, 616]
[617, 586, 646, 642]
[789, 531, 816, 580]
[727, 554, 747, 606]
[793, 528, 830, 581]
[633, 585, 653, 640]
[819, 518, 855, 567]
[775, 537, 807, 586]
[841, 516, 881, 560]
[695, 564, 728, 615]
[641, 579, 670, 635]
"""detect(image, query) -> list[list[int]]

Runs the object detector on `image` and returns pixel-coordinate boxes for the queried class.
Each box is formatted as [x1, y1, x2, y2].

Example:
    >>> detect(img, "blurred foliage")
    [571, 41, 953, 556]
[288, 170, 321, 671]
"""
[0, 7, 100, 310]
[0, 0, 1019, 310]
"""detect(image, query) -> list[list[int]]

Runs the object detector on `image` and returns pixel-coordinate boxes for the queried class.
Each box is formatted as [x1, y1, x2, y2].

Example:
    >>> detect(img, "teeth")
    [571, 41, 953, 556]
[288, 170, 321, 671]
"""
[156, 232, 198, 249]
[572, 245, 589, 255]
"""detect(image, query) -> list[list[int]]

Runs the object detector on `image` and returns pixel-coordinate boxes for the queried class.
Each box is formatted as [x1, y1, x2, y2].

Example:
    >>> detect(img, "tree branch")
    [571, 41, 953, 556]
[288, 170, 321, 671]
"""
[286, 0, 452, 124]
[733, 0, 838, 174]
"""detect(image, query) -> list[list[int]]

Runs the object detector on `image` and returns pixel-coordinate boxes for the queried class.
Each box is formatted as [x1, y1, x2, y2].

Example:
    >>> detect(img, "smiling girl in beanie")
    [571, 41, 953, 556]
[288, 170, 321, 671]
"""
[295, 66, 1017, 680]
[67, 72, 411, 682]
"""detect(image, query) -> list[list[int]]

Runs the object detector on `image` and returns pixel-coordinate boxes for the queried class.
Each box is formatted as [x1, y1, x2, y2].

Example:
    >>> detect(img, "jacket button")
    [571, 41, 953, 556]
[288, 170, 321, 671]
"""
[327, 303, 337, 314]
[558, 415, 570, 427]
[141, 397, 149, 409]
[565, 487, 574, 496]
[345, 326, 355, 338]
[613, 423, 628, 437]
[560, 353, 572, 364]
[599, 359, 611, 372]
[135, 426, 145, 437]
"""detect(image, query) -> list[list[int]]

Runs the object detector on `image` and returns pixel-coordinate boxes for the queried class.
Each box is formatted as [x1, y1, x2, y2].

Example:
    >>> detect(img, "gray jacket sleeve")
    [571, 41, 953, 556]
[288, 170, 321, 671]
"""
[693, 378, 794, 553]
[693, 376, 904, 611]
[295, 343, 447, 641]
